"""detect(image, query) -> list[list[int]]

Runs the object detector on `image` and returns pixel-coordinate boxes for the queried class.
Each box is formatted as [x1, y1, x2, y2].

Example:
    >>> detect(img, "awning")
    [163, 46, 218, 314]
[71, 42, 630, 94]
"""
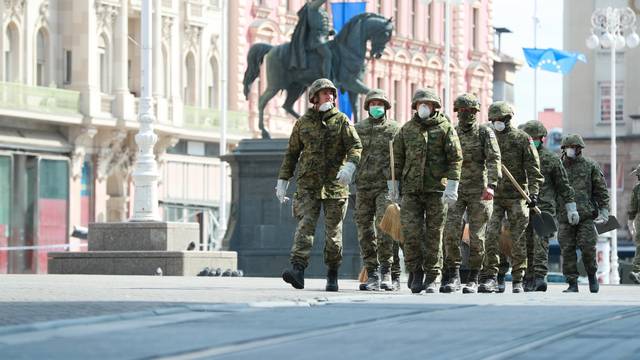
[0, 127, 72, 153]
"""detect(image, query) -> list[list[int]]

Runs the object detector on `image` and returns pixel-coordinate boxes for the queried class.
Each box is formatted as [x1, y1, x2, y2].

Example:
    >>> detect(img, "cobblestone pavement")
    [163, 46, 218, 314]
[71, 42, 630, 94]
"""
[1, 275, 639, 359]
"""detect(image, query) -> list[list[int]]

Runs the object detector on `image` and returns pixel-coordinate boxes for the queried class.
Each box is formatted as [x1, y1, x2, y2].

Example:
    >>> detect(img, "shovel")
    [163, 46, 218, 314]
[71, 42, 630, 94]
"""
[595, 215, 620, 235]
[501, 165, 557, 238]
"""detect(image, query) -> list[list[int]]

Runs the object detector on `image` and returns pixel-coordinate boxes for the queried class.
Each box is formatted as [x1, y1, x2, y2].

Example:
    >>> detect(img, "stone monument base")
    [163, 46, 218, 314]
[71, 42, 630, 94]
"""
[48, 221, 237, 276]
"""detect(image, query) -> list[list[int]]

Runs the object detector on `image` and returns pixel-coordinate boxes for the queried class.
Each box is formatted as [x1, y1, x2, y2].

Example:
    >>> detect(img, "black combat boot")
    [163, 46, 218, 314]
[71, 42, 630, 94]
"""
[523, 275, 535, 292]
[497, 273, 506, 293]
[380, 266, 392, 291]
[563, 280, 578, 293]
[512, 281, 524, 293]
[478, 277, 498, 293]
[424, 279, 438, 294]
[282, 264, 305, 289]
[463, 270, 479, 294]
[407, 272, 414, 289]
[326, 268, 339, 292]
[588, 273, 599, 293]
[391, 274, 401, 291]
[410, 269, 425, 294]
[363, 268, 380, 291]
[533, 277, 548, 292]
[439, 268, 450, 293]
[443, 268, 461, 293]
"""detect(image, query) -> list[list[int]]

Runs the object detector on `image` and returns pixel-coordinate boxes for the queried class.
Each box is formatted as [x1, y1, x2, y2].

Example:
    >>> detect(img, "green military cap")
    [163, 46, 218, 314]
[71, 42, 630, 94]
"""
[488, 101, 514, 120]
[561, 134, 586, 148]
[411, 88, 441, 110]
[364, 88, 391, 110]
[308, 78, 338, 103]
[453, 93, 481, 112]
[521, 120, 548, 138]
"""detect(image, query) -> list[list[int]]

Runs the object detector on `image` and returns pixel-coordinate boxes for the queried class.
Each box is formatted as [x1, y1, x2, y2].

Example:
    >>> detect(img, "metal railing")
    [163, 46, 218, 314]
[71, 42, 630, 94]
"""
[183, 106, 251, 136]
[0, 82, 80, 115]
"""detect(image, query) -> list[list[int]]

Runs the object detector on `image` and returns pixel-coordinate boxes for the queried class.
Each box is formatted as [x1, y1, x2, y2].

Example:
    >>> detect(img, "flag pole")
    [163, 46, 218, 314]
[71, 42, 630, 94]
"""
[533, 0, 538, 120]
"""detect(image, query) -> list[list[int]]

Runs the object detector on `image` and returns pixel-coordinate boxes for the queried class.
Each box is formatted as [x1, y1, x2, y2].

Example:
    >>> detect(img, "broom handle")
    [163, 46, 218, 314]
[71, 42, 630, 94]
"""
[389, 140, 395, 182]
[501, 164, 541, 215]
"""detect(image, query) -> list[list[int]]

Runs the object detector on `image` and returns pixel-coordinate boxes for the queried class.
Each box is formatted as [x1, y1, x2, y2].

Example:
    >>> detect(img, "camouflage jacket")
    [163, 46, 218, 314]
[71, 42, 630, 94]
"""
[494, 125, 543, 200]
[456, 123, 501, 195]
[354, 115, 400, 192]
[278, 107, 362, 199]
[629, 182, 640, 220]
[393, 112, 462, 194]
[537, 146, 575, 215]
[558, 156, 610, 222]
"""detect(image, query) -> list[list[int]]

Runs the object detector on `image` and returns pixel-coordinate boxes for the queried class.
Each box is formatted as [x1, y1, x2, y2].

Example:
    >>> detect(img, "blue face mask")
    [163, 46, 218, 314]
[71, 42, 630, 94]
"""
[369, 106, 385, 119]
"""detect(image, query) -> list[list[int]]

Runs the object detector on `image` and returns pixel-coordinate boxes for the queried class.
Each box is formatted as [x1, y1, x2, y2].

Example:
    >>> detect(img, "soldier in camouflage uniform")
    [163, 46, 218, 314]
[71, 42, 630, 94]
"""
[558, 134, 609, 293]
[628, 164, 640, 284]
[390, 88, 463, 294]
[441, 94, 501, 294]
[355, 89, 401, 291]
[478, 101, 543, 294]
[520, 120, 578, 292]
[278, 78, 362, 292]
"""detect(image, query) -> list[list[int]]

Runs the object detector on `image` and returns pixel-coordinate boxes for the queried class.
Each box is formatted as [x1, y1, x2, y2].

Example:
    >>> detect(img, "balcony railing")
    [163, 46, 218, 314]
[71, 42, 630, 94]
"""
[0, 82, 81, 116]
[183, 106, 250, 136]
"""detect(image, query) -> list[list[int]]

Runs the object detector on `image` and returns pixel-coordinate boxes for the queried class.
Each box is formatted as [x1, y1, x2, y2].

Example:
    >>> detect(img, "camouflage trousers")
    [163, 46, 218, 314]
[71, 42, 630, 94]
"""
[443, 191, 492, 271]
[290, 191, 348, 269]
[633, 218, 640, 273]
[355, 189, 394, 272]
[524, 223, 551, 279]
[401, 192, 446, 281]
[391, 240, 403, 278]
[558, 219, 598, 282]
[484, 198, 529, 282]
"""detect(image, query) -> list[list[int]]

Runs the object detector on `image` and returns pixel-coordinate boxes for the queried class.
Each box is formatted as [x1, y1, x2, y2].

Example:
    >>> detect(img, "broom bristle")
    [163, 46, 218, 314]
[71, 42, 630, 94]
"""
[379, 203, 403, 243]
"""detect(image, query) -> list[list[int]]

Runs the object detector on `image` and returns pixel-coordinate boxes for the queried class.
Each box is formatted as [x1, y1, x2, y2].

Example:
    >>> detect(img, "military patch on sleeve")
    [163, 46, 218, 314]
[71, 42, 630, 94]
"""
[488, 129, 496, 139]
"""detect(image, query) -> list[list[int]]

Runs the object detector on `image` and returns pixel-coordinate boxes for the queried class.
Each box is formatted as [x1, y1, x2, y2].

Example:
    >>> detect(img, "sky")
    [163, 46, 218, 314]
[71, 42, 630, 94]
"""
[492, 0, 565, 124]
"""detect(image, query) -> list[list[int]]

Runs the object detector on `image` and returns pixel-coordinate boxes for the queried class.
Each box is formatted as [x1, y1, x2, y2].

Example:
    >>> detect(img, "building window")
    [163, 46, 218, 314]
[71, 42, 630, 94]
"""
[98, 35, 111, 93]
[375, 0, 382, 14]
[393, 1, 398, 31]
[599, 81, 623, 122]
[162, 45, 169, 97]
[208, 56, 219, 108]
[426, 3, 432, 41]
[411, 0, 418, 38]
[184, 52, 196, 106]
[394, 80, 401, 120]
[36, 29, 49, 86]
[63, 50, 72, 84]
[4, 23, 19, 82]
[472, 7, 480, 50]
[442, 6, 447, 45]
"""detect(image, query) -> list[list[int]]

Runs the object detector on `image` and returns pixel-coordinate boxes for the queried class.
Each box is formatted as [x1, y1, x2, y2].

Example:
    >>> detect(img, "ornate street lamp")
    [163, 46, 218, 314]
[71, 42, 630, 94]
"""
[585, 6, 639, 284]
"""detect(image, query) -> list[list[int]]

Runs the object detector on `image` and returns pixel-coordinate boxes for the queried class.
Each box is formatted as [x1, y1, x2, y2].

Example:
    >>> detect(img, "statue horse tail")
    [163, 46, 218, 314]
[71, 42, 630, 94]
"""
[243, 43, 273, 99]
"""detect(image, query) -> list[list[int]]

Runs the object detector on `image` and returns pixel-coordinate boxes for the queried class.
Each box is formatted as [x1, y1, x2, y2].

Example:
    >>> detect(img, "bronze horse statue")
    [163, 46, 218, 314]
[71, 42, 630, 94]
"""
[243, 13, 394, 139]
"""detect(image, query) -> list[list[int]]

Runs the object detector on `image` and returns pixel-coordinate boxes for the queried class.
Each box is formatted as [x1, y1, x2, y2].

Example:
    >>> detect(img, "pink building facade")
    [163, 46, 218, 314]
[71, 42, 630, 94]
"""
[229, 0, 495, 136]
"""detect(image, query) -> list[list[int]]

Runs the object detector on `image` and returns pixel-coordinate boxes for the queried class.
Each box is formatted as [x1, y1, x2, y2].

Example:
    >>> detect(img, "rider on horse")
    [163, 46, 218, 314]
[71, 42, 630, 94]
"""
[289, 0, 335, 78]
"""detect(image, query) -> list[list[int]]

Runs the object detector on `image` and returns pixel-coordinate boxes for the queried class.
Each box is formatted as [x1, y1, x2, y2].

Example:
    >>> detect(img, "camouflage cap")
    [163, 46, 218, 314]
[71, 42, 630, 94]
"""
[521, 120, 548, 138]
[308, 78, 338, 103]
[411, 88, 441, 110]
[561, 134, 586, 148]
[364, 88, 391, 110]
[453, 93, 481, 112]
[488, 101, 514, 120]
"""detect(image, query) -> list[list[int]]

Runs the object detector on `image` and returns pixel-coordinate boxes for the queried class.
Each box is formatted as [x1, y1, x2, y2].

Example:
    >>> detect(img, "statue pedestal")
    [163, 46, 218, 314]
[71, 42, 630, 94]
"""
[48, 222, 237, 276]
[221, 139, 361, 279]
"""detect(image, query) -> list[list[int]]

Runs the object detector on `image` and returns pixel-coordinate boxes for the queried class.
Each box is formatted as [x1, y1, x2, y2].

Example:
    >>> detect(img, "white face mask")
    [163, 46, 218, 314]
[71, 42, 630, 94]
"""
[493, 121, 506, 132]
[565, 148, 576, 158]
[418, 104, 431, 119]
[318, 101, 334, 112]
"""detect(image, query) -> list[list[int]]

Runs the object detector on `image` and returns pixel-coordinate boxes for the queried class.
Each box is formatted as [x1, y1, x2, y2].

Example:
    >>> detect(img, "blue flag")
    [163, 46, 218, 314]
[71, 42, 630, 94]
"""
[331, 2, 366, 120]
[522, 48, 587, 74]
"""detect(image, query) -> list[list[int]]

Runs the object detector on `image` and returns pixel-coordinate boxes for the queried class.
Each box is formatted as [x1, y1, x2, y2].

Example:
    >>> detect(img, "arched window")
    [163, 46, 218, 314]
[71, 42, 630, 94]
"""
[98, 35, 111, 93]
[184, 52, 196, 106]
[4, 23, 19, 82]
[208, 56, 219, 108]
[36, 28, 49, 86]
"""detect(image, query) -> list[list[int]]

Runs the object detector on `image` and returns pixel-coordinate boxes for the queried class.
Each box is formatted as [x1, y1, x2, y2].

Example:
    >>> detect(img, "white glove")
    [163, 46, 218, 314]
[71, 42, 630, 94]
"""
[441, 179, 459, 206]
[387, 180, 400, 203]
[594, 208, 609, 225]
[275, 179, 289, 203]
[336, 162, 356, 186]
[629, 219, 636, 236]
[565, 202, 580, 225]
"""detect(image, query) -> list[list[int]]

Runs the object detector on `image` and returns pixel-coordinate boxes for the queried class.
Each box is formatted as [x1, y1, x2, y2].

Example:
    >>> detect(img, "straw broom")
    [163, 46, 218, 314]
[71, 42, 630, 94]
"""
[379, 140, 403, 243]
